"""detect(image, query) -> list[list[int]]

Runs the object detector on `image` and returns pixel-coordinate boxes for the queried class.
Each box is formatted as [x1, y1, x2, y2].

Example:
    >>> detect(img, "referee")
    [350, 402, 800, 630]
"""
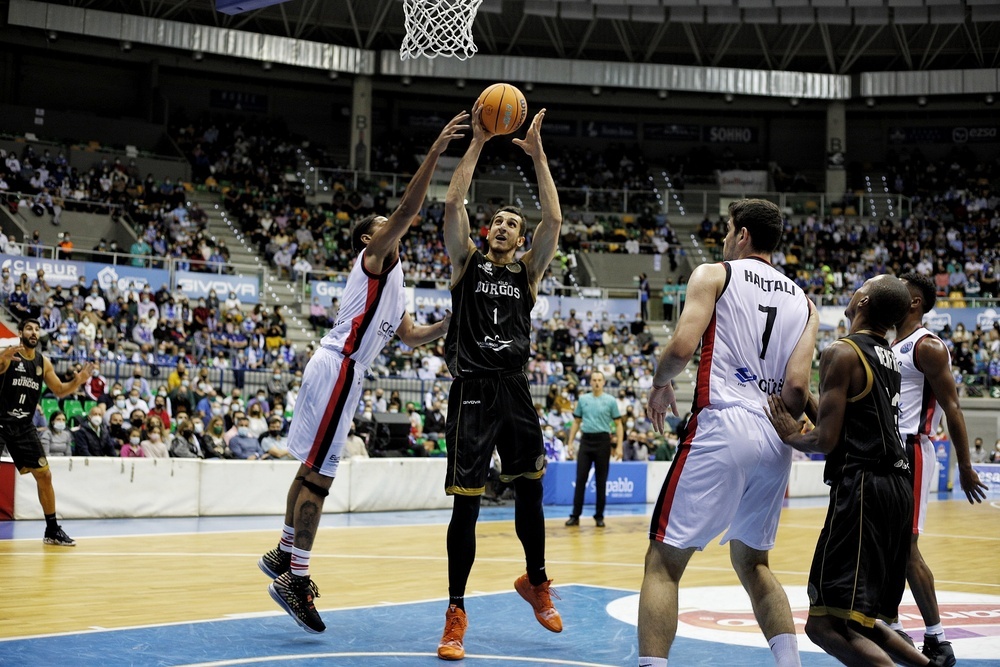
[565, 371, 624, 527]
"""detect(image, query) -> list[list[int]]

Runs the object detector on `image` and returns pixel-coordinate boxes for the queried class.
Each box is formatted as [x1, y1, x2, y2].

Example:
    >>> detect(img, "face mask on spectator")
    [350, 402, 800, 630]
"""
[130, 436, 141, 445]
[130, 418, 144, 428]
[213, 425, 224, 435]
[626, 420, 635, 428]
[53, 420, 66, 431]
[237, 427, 249, 437]
[116, 399, 126, 409]
[543, 428, 554, 438]
[273, 374, 281, 381]
[89, 416, 102, 427]
[194, 422, 204, 434]
[149, 432, 161, 442]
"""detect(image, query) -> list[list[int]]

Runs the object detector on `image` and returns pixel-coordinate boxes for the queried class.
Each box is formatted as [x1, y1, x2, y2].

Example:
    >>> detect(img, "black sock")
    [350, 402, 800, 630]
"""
[449, 596, 465, 611]
[447, 495, 481, 607]
[44, 513, 58, 533]
[513, 478, 548, 586]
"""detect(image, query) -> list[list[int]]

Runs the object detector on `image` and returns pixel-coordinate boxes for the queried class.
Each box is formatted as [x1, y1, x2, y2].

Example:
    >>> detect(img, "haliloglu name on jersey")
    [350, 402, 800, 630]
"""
[474, 280, 521, 299]
[743, 269, 795, 294]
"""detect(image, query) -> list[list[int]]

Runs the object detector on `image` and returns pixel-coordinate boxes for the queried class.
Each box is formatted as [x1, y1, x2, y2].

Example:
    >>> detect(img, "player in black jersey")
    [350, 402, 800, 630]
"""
[0, 318, 93, 546]
[436, 104, 563, 660]
[768, 276, 947, 667]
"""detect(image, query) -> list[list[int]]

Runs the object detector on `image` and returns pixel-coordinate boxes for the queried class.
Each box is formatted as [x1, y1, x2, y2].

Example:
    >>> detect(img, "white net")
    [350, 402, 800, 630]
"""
[400, 0, 484, 61]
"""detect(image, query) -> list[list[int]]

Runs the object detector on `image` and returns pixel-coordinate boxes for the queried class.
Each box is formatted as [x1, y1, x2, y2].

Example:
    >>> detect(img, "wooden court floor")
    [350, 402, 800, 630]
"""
[1, 499, 998, 641]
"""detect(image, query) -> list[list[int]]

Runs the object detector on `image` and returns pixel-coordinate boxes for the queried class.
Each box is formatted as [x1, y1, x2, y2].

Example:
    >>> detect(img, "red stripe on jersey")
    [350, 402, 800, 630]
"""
[919, 379, 938, 436]
[342, 276, 381, 357]
[910, 435, 923, 535]
[305, 359, 352, 469]
[651, 413, 697, 540]
[695, 313, 718, 410]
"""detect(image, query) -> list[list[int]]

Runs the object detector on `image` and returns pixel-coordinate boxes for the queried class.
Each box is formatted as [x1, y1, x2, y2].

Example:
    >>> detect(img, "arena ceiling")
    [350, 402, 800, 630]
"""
[6, 0, 1000, 75]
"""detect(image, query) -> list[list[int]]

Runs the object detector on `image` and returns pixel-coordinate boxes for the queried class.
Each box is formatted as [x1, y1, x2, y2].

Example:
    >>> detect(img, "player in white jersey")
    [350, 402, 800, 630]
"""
[256, 112, 469, 634]
[638, 199, 818, 667]
[888, 272, 986, 665]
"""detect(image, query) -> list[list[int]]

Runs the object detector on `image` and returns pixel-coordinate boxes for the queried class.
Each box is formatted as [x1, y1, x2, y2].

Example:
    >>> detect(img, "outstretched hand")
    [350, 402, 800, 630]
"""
[512, 108, 547, 158]
[74, 362, 96, 385]
[766, 394, 803, 442]
[470, 101, 493, 144]
[0, 345, 24, 362]
[430, 112, 471, 156]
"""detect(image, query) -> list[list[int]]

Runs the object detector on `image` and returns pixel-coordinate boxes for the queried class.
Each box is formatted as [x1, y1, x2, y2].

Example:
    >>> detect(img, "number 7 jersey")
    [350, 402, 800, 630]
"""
[694, 258, 810, 416]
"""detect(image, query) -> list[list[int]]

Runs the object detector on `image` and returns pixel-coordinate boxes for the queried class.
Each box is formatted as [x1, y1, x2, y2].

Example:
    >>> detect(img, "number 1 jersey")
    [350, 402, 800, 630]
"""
[694, 258, 810, 416]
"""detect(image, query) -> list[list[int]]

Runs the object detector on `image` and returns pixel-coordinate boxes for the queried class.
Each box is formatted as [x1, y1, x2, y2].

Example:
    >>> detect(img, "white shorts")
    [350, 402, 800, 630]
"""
[287, 347, 364, 478]
[649, 405, 792, 551]
[905, 433, 937, 535]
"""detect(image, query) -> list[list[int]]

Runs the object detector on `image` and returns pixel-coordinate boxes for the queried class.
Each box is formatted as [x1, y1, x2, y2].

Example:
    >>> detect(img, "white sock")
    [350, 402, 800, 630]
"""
[638, 658, 667, 667]
[925, 623, 945, 640]
[768, 633, 801, 667]
[279, 524, 294, 553]
[290, 546, 311, 577]
[888, 621, 904, 632]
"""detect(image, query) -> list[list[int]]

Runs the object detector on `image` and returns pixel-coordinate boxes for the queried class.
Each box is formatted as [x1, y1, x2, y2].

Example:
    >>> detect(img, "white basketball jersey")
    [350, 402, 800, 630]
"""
[320, 249, 406, 368]
[695, 258, 810, 415]
[892, 327, 945, 437]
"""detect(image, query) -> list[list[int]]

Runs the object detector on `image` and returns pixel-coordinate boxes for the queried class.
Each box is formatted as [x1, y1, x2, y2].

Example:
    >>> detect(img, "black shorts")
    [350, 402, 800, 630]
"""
[807, 469, 912, 627]
[444, 371, 545, 496]
[0, 422, 48, 474]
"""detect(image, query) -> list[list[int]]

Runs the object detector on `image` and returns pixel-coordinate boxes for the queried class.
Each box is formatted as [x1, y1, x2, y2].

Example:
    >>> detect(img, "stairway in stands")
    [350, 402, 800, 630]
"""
[188, 192, 319, 351]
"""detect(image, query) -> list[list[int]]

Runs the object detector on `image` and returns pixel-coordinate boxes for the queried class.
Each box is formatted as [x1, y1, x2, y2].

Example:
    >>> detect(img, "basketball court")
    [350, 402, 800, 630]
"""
[2, 493, 999, 666]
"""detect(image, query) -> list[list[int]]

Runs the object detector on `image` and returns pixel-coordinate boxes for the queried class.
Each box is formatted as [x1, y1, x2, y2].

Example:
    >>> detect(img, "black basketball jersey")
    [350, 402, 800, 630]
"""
[823, 332, 909, 482]
[0, 352, 44, 425]
[446, 250, 534, 376]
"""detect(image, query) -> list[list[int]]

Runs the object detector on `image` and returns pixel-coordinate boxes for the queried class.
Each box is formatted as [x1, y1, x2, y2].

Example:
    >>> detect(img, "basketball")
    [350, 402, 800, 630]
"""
[476, 83, 528, 135]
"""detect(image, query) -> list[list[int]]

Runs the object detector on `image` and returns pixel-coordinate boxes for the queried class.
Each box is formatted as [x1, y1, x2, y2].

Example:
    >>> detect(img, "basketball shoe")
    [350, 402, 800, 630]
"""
[893, 628, 915, 649]
[921, 635, 956, 667]
[258, 546, 291, 579]
[514, 574, 562, 632]
[437, 604, 468, 660]
[268, 571, 326, 634]
[43, 526, 75, 547]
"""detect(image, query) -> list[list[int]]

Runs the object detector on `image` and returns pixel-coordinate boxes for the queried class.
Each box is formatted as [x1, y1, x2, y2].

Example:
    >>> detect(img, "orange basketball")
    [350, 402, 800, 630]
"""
[476, 83, 528, 135]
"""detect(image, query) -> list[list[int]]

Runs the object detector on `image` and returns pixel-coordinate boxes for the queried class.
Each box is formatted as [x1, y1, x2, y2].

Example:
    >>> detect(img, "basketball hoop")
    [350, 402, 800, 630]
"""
[400, 0, 484, 61]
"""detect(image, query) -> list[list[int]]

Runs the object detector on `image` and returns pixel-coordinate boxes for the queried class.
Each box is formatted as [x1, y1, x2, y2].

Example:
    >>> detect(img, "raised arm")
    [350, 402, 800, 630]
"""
[43, 357, 94, 399]
[396, 310, 451, 349]
[365, 112, 469, 270]
[445, 102, 492, 280]
[0, 345, 23, 375]
[780, 299, 819, 417]
[645, 263, 726, 433]
[515, 110, 562, 291]
[918, 336, 988, 503]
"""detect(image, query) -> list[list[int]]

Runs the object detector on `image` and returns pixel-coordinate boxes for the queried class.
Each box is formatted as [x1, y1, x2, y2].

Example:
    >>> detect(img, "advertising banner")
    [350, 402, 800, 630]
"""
[399, 288, 641, 323]
[644, 123, 701, 142]
[969, 463, 1000, 496]
[542, 461, 647, 505]
[716, 170, 769, 194]
[584, 121, 638, 139]
[703, 125, 759, 144]
[888, 126, 1000, 145]
[309, 279, 348, 307]
[87, 263, 170, 296]
[175, 270, 260, 304]
[0, 253, 86, 287]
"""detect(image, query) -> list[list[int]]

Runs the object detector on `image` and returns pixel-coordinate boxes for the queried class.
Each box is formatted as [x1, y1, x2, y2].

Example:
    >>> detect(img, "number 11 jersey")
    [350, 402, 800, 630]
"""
[695, 257, 810, 416]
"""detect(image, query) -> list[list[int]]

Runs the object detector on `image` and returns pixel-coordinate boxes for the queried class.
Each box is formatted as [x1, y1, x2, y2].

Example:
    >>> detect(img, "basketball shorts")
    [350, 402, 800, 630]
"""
[0, 422, 48, 474]
[807, 469, 912, 627]
[444, 371, 545, 496]
[904, 433, 937, 535]
[287, 347, 364, 478]
[648, 405, 791, 551]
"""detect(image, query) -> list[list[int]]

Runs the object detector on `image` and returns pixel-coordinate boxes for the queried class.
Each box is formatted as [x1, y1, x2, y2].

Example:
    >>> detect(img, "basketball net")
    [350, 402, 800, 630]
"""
[400, 0, 484, 61]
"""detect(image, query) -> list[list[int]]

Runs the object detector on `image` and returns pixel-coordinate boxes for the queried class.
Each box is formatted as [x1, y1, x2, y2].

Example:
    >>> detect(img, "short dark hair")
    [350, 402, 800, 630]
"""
[728, 199, 783, 254]
[17, 318, 40, 332]
[491, 206, 526, 237]
[866, 275, 912, 330]
[899, 272, 936, 315]
[351, 214, 379, 254]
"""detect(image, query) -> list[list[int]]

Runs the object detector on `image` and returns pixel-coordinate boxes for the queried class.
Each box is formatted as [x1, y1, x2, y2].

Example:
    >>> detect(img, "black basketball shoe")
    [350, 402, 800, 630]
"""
[922, 634, 956, 667]
[43, 526, 76, 547]
[258, 546, 291, 579]
[268, 572, 326, 634]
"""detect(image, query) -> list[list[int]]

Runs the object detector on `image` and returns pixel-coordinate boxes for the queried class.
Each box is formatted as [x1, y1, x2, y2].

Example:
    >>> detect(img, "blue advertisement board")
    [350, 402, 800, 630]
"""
[969, 463, 1000, 496]
[174, 270, 260, 304]
[0, 254, 87, 287]
[309, 279, 348, 307]
[88, 263, 170, 295]
[934, 439, 951, 493]
[542, 461, 647, 506]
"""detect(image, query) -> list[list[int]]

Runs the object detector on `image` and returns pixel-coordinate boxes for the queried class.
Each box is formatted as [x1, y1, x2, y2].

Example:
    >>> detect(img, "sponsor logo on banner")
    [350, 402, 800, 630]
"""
[92, 264, 169, 296]
[923, 308, 952, 333]
[704, 125, 758, 143]
[976, 308, 1000, 329]
[717, 170, 769, 194]
[310, 280, 347, 307]
[606, 586, 1000, 659]
[573, 467, 641, 501]
[0, 254, 83, 286]
[175, 271, 259, 304]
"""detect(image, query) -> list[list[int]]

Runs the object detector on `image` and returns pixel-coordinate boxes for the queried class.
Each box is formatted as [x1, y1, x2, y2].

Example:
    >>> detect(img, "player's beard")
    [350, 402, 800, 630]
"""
[21, 335, 38, 349]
